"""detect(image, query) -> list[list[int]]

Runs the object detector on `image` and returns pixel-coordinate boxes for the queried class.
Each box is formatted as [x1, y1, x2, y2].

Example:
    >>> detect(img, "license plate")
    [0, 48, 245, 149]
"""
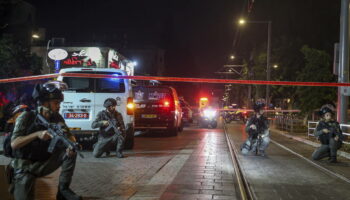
[141, 114, 157, 118]
[64, 113, 89, 119]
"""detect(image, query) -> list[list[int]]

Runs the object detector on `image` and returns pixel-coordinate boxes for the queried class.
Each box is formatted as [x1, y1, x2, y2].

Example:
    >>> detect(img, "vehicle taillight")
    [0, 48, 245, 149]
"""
[164, 100, 170, 107]
[127, 97, 134, 115]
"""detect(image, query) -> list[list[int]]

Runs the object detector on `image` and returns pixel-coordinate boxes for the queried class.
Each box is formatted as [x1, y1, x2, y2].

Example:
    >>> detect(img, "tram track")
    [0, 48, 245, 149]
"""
[224, 124, 255, 200]
[224, 123, 350, 200]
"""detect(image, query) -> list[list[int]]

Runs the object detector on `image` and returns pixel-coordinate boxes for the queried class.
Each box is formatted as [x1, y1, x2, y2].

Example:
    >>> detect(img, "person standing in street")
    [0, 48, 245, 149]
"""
[91, 98, 126, 158]
[312, 104, 344, 163]
[10, 81, 81, 200]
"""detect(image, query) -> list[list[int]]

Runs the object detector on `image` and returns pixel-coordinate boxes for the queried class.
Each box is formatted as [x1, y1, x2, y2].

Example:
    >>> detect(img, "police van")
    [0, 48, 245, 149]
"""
[57, 68, 135, 149]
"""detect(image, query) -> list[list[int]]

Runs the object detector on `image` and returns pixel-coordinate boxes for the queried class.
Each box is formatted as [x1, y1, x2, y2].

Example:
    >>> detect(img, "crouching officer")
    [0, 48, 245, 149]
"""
[312, 104, 344, 163]
[91, 98, 126, 158]
[10, 82, 81, 200]
[241, 101, 270, 156]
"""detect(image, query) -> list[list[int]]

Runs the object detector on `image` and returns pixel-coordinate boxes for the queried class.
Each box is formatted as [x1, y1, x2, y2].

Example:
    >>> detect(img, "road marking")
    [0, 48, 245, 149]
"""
[271, 139, 350, 184]
[129, 148, 193, 199]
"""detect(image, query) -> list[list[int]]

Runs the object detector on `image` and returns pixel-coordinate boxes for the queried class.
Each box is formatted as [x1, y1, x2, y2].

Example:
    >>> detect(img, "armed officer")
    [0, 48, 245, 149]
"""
[312, 104, 344, 163]
[10, 82, 81, 200]
[92, 98, 126, 158]
[241, 101, 270, 156]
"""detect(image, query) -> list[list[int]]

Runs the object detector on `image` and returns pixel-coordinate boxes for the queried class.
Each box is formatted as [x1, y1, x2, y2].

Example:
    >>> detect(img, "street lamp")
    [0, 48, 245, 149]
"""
[230, 55, 235, 60]
[273, 64, 278, 69]
[238, 19, 272, 106]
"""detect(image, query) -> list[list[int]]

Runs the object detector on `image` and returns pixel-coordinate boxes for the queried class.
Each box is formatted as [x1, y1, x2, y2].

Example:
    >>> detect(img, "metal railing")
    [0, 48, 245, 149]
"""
[308, 121, 350, 144]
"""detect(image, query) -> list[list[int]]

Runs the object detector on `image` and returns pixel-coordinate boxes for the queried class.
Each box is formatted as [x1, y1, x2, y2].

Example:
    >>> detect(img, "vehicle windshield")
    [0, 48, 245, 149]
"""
[62, 71, 125, 93]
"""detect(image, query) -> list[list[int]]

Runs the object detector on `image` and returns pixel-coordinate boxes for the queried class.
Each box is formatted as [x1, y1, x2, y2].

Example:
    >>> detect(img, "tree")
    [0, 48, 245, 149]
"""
[0, 35, 42, 104]
[295, 45, 337, 119]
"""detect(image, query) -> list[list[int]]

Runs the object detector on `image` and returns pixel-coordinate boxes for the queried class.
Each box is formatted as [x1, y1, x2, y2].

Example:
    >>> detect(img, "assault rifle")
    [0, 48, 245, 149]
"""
[247, 117, 264, 140]
[36, 114, 84, 158]
[104, 118, 122, 136]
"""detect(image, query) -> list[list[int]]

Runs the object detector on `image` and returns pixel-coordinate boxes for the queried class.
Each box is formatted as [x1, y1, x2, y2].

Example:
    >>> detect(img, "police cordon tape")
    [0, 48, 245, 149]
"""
[1, 72, 350, 87]
[219, 109, 300, 113]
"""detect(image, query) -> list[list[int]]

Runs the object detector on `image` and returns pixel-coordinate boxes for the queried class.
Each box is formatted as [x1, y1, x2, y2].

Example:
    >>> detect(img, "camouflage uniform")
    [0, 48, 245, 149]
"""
[91, 110, 126, 158]
[10, 106, 78, 200]
[312, 119, 344, 161]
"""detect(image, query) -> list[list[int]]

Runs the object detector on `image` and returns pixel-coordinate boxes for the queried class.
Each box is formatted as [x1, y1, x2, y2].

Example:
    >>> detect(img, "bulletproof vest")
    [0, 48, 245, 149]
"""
[249, 116, 267, 134]
[13, 111, 52, 162]
[318, 121, 336, 145]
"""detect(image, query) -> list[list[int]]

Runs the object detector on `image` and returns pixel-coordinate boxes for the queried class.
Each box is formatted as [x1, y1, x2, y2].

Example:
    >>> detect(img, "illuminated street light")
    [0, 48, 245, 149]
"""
[230, 55, 235, 60]
[238, 19, 246, 25]
[273, 64, 278, 69]
[237, 18, 272, 106]
[32, 34, 39, 39]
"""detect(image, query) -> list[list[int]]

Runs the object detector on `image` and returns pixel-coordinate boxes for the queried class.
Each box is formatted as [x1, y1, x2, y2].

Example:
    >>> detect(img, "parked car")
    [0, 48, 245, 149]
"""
[133, 86, 183, 136]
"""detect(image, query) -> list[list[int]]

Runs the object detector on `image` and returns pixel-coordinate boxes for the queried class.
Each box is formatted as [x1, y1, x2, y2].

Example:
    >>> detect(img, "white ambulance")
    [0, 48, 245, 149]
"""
[57, 68, 135, 149]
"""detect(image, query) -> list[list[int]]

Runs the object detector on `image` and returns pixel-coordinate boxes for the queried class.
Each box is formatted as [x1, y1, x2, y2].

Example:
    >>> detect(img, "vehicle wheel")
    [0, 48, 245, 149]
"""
[178, 122, 184, 132]
[211, 121, 217, 129]
[168, 127, 178, 136]
[224, 117, 231, 123]
[124, 127, 134, 149]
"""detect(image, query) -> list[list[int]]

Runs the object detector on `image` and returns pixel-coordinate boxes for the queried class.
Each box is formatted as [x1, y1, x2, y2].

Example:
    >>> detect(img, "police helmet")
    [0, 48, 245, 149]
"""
[104, 98, 117, 108]
[253, 101, 265, 112]
[319, 104, 335, 116]
[32, 81, 65, 104]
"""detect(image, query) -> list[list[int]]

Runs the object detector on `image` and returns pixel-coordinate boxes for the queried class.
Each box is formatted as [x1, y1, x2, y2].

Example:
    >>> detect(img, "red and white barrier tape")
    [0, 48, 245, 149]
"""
[1, 72, 350, 87]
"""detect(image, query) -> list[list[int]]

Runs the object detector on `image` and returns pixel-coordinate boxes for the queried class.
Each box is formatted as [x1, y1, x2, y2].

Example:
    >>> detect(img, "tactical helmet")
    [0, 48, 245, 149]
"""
[104, 98, 117, 108]
[253, 101, 265, 112]
[32, 81, 65, 104]
[319, 104, 335, 116]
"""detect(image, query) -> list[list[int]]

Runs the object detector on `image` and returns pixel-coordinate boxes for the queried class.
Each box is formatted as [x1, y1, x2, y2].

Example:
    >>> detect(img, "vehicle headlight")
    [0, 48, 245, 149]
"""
[203, 109, 217, 118]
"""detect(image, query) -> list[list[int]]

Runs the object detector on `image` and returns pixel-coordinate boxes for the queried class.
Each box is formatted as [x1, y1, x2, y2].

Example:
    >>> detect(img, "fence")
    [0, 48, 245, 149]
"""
[273, 115, 306, 133]
[307, 121, 350, 145]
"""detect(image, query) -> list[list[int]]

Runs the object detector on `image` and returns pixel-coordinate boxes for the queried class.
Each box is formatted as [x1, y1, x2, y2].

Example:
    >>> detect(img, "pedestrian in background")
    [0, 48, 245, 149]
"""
[91, 98, 126, 158]
[312, 104, 344, 163]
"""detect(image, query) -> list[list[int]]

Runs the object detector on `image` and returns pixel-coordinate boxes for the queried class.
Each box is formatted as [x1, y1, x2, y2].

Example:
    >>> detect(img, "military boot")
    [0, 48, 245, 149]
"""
[57, 182, 82, 200]
[328, 156, 337, 163]
[116, 151, 124, 158]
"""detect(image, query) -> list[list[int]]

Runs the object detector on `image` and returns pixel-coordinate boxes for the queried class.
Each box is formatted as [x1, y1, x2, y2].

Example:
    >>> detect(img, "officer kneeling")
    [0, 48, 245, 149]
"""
[312, 104, 344, 163]
[10, 82, 81, 200]
[91, 98, 126, 158]
[241, 102, 270, 156]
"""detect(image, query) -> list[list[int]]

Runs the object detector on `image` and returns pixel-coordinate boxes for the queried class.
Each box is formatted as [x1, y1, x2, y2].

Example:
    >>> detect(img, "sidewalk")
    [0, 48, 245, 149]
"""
[270, 127, 350, 160]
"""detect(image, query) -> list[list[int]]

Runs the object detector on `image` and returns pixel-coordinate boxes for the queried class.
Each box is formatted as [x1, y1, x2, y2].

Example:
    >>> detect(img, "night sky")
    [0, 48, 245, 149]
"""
[25, 0, 341, 104]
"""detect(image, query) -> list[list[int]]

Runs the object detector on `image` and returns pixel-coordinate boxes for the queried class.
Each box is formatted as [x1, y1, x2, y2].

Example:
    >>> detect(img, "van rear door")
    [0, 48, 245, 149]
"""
[61, 73, 95, 131]
[93, 72, 127, 121]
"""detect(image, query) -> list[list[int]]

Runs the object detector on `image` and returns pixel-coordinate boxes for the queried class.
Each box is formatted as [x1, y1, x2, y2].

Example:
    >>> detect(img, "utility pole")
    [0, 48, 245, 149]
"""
[338, 0, 349, 123]
[265, 21, 272, 108]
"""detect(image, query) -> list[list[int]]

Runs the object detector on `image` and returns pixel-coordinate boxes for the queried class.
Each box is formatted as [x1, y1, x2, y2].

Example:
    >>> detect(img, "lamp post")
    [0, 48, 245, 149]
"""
[239, 19, 272, 106]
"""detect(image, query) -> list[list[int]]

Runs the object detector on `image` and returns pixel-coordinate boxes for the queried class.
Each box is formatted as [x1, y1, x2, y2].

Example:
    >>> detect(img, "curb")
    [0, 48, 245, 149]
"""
[271, 128, 350, 160]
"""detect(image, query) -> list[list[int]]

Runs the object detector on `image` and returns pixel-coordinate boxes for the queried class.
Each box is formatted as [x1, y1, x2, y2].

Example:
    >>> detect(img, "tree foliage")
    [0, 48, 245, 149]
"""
[0, 35, 42, 79]
[295, 45, 337, 115]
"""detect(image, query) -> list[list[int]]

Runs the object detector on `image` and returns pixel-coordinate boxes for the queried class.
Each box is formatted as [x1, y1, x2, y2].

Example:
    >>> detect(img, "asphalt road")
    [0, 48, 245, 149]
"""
[225, 122, 350, 200]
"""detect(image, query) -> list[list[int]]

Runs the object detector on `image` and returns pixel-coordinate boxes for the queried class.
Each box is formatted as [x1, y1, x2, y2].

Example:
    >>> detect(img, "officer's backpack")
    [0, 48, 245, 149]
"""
[2, 110, 36, 158]
[3, 132, 14, 158]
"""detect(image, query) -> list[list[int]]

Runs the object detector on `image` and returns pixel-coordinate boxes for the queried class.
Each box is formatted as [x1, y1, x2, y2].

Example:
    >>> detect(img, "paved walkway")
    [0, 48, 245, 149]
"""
[0, 127, 238, 200]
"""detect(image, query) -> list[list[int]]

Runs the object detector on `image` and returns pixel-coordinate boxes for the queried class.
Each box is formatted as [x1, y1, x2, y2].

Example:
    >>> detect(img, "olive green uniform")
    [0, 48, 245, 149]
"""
[11, 107, 77, 200]
[91, 110, 125, 158]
